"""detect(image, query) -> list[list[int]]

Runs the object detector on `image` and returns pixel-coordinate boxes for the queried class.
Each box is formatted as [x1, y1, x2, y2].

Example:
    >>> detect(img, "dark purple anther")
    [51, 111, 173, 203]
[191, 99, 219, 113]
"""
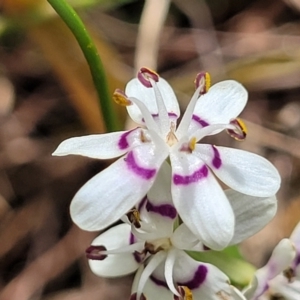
[137, 67, 159, 88]
[86, 245, 107, 260]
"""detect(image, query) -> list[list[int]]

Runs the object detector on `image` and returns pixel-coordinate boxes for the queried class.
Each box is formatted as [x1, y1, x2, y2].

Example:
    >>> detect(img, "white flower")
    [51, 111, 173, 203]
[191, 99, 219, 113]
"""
[85, 164, 278, 299]
[53, 67, 281, 250]
[242, 222, 300, 300]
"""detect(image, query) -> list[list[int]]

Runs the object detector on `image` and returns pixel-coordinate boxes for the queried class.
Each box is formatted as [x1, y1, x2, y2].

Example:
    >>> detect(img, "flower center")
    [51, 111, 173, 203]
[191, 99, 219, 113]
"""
[145, 238, 172, 254]
[166, 122, 178, 146]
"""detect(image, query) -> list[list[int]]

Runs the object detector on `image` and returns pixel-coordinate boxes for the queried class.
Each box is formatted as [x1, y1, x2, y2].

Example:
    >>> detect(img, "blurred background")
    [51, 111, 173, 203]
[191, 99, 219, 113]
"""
[1, 0, 300, 299]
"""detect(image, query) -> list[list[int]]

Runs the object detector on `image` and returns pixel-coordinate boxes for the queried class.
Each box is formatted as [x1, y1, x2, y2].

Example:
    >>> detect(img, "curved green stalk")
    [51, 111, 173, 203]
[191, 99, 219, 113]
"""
[47, 0, 121, 132]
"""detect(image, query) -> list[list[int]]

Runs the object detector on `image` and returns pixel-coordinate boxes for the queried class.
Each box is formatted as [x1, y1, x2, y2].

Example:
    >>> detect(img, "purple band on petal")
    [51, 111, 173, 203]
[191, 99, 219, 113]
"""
[212, 145, 222, 169]
[192, 115, 209, 127]
[150, 265, 208, 290]
[118, 129, 136, 150]
[178, 265, 208, 289]
[173, 165, 208, 185]
[138, 196, 147, 211]
[146, 199, 177, 219]
[142, 112, 178, 123]
[150, 275, 168, 288]
[295, 253, 300, 267]
[126, 151, 156, 180]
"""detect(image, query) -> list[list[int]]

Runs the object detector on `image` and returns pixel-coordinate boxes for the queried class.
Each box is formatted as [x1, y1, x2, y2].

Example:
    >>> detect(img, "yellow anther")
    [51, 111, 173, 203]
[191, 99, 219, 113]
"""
[138, 67, 159, 87]
[140, 130, 150, 143]
[177, 286, 193, 300]
[113, 89, 132, 106]
[227, 118, 247, 141]
[127, 209, 141, 228]
[204, 72, 211, 93]
[188, 137, 197, 152]
[141, 67, 159, 79]
[194, 72, 211, 94]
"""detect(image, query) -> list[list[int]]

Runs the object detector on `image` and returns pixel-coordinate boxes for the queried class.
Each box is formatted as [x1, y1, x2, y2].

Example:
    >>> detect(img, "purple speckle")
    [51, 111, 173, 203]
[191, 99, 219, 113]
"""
[212, 145, 222, 169]
[146, 200, 177, 219]
[173, 165, 208, 185]
[178, 265, 208, 289]
[118, 129, 136, 150]
[126, 151, 156, 180]
[192, 115, 209, 127]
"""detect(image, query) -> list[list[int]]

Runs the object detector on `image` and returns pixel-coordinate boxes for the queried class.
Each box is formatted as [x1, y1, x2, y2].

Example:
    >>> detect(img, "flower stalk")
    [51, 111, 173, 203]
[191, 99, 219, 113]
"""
[47, 0, 121, 132]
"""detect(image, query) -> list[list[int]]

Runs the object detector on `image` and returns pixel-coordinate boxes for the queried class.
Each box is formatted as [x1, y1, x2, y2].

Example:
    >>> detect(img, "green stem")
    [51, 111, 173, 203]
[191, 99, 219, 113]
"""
[47, 0, 120, 132]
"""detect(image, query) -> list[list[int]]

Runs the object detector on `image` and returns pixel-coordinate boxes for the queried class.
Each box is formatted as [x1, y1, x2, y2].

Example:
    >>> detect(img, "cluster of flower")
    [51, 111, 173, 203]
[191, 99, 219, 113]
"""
[53, 67, 300, 299]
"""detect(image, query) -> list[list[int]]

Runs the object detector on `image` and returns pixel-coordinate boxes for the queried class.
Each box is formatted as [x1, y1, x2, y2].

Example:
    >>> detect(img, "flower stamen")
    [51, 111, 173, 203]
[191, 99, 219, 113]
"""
[127, 209, 142, 228]
[85, 245, 107, 260]
[194, 72, 211, 95]
[113, 89, 132, 106]
[174, 286, 193, 300]
[188, 137, 197, 152]
[283, 267, 295, 283]
[145, 238, 172, 254]
[138, 67, 159, 88]
[166, 122, 178, 146]
[226, 118, 247, 141]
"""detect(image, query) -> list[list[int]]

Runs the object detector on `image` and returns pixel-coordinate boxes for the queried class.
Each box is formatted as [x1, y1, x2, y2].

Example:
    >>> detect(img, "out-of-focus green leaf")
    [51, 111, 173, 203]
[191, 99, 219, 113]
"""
[69, 0, 138, 10]
[187, 248, 256, 287]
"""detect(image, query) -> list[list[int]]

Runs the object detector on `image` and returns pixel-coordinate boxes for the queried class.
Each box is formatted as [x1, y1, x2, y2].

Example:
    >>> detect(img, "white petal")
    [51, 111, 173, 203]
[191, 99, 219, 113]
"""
[132, 265, 173, 300]
[245, 239, 296, 299]
[170, 150, 234, 250]
[71, 144, 168, 231]
[125, 78, 180, 126]
[139, 162, 175, 238]
[52, 129, 143, 159]
[136, 252, 167, 300]
[196, 144, 281, 197]
[226, 189, 277, 245]
[188, 80, 247, 134]
[270, 276, 300, 300]
[88, 223, 140, 277]
[290, 221, 300, 251]
[172, 250, 232, 300]
[171, 224, 204, 251]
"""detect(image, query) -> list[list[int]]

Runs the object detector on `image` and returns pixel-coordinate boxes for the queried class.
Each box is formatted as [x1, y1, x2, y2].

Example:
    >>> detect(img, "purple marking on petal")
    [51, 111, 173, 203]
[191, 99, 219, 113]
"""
[146, 200, 177, 219]
[168, 112, 178, 118]
[138, 196, 147, 211]
[150, 275, 168, 288]
[118, 129, 136, 150]
[258, 283, 269, 299]
[173, 165, 208, 185]
[142, 112, 178, 123]
[126, 151, 156, 180]
[178, 265, 208, 289]
[192, 115, 209, 127]
[150, 265, 208, 291]
[129, 233, 136, 245]
[129, 233, 143, 263]
[295, 253, 300, 267]
[212, 145, 222, 169]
